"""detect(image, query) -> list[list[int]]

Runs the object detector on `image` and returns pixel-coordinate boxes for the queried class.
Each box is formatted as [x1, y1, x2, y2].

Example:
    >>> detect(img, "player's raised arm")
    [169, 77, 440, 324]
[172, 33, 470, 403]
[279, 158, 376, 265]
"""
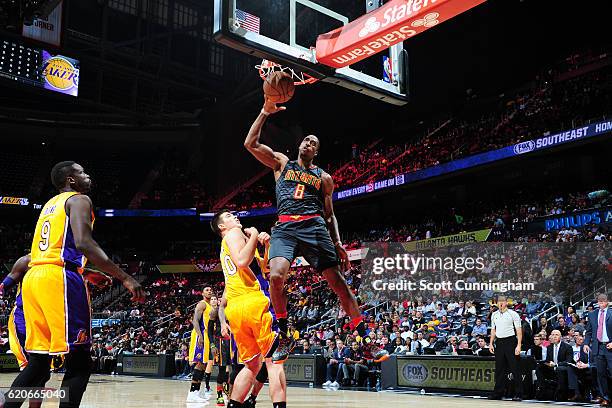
[322, 172, 350, 272]
[66, 194, 145, 302]
[225, 227, 259, 268]
[244, 98, 289, 172]
[0, 254, 31, 296]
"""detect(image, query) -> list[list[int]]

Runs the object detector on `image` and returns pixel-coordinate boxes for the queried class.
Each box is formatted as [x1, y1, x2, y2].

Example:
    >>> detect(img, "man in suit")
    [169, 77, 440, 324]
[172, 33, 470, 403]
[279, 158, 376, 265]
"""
[585, 293, 612, 406]
[536, 330, 579, 401]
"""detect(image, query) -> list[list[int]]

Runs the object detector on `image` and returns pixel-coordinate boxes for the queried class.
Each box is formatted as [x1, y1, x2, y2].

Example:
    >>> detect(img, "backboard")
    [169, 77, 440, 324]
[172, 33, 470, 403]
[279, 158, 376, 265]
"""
[213, 0, 410, 105]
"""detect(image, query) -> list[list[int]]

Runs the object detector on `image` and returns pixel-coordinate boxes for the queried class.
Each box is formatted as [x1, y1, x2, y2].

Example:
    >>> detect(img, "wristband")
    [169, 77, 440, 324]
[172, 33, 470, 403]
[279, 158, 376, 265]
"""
[261, 109, 270, 116]
[334, 241, 343, 247]
[2, 276, 16, 290]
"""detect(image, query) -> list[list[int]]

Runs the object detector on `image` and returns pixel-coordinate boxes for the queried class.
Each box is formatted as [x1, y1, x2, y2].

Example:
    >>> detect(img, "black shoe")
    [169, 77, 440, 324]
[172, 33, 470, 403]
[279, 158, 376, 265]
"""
[512, 396, 522, 401]
[488, 395, 502, 400]
[272, 332, 295, 363]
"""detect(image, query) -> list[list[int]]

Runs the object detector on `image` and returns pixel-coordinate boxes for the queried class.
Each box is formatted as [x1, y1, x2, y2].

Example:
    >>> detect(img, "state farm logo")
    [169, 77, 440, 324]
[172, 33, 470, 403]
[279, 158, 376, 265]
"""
[513, 140, 535, 155]
[359, 17, 381, 38]
[411, 12, 440, 28]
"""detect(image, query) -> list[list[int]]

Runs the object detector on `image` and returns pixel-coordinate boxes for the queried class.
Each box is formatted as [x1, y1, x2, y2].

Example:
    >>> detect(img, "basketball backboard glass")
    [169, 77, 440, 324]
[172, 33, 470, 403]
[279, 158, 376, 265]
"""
[214, 0, 410, 105]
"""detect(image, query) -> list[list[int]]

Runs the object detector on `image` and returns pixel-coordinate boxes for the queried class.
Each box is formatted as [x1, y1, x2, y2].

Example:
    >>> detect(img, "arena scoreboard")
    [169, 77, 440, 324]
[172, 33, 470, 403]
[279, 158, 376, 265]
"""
[0, 38, 79, 96]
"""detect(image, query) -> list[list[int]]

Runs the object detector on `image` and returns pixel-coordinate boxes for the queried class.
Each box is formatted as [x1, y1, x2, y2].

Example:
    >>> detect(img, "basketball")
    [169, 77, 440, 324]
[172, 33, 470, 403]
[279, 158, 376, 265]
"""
[263, 71, 295, 104]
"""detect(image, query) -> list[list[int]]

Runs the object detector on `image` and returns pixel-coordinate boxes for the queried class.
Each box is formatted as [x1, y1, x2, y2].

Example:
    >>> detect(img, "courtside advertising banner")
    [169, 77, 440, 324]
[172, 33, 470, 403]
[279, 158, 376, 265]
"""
[398, 357, 494, 390]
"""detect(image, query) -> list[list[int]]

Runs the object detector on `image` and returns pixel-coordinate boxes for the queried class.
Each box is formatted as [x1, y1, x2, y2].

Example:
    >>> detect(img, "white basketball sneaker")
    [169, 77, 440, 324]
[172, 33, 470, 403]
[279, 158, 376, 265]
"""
[187, 391, 209, 403]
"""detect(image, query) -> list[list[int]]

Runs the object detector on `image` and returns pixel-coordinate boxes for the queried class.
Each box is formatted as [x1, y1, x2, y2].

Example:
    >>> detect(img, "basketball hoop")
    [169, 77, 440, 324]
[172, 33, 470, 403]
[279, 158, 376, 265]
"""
[255, 59, 318, 86]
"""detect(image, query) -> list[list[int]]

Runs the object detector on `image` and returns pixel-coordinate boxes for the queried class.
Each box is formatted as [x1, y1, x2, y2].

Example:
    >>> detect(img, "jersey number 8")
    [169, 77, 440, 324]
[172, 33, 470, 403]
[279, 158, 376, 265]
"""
[293, 184, 305, 199]
[39, 220, 51, 251]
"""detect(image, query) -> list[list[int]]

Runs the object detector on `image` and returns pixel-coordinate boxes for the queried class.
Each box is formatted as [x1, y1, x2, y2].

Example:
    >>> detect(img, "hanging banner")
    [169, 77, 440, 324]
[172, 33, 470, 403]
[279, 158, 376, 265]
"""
[22, 1, 63, 47]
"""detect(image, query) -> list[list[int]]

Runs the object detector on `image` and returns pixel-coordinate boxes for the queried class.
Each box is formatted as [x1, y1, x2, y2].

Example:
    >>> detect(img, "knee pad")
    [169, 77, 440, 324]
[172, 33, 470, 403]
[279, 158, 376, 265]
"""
[229, 364, 243, 385]
[256, 364, 268, 384]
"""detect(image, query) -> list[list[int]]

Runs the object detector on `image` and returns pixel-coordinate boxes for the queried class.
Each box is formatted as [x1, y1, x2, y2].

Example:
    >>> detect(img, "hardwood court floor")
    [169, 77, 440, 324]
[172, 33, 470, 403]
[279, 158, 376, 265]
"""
[0, 373, 594, 407]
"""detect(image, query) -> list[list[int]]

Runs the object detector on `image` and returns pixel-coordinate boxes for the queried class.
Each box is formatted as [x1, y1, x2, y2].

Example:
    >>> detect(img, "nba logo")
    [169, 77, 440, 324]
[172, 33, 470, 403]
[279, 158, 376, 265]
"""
[383, 56, 393, 84]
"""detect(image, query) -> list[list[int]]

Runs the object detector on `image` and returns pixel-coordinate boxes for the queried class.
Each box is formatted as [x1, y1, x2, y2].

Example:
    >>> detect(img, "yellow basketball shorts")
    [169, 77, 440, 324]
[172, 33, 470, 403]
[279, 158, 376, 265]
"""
[189, 328, 211, 364]
[22, 264, 91, 354]
[225, 292, 278, 364]
[8, 304, 28, 369]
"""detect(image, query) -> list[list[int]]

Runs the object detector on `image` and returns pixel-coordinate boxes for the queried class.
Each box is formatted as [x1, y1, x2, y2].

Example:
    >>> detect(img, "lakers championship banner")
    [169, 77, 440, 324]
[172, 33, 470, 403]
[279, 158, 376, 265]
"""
[397, 357, 494, 390]
[401, 229, 491, 251]
[0, 196, 30, 206]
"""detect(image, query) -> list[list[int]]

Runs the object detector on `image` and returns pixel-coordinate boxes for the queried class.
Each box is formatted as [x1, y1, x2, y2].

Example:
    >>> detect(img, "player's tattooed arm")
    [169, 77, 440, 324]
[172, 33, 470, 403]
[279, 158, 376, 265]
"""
[0, 254, 30, 296]
[244, 102, 289, 174]
[322, 172, 350, 272]
[225, 227, 259, 268]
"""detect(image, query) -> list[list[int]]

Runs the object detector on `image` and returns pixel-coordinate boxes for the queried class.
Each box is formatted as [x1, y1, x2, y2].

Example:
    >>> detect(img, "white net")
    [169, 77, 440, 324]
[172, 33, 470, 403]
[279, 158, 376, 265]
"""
[255, 59, 317, 85]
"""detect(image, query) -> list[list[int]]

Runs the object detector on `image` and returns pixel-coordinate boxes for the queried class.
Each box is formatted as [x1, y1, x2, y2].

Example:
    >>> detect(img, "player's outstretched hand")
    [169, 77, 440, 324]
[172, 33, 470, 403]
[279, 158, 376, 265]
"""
[336, 244, 351, 272]
[257, 232, 271, 246]
[244, 227, 259, 238]
[262, 96, 286, 115]
[124, 276, 146, 303]
[84, 269, 112, 289]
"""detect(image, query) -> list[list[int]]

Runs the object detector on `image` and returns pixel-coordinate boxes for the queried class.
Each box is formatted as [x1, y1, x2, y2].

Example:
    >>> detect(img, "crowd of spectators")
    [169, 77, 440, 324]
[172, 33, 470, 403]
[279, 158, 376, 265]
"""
[331, 67, 609, 190]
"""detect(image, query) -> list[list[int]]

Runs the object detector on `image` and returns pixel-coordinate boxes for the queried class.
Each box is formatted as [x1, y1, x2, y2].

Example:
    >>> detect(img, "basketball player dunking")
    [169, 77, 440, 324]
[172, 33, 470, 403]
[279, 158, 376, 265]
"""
[244, 98, 389, 362]
[3, 161, 145, 408]
[187, 286, 214, 403]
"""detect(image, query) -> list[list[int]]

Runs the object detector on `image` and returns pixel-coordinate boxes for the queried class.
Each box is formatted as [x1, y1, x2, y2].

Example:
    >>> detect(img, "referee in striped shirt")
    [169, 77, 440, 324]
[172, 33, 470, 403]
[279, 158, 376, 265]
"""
[488, 295, 523, 401]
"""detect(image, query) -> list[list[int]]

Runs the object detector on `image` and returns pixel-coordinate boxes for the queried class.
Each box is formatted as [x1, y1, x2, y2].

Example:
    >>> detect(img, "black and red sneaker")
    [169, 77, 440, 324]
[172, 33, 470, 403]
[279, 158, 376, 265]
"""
[272, 332, 296, 363]
[362, 337, 390, 362]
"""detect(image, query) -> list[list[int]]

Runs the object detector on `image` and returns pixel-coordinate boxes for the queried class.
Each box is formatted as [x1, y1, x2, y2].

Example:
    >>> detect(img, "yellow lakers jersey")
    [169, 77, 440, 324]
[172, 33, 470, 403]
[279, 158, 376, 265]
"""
[220, 238, 269, 301]
[29, 191, 94, 271]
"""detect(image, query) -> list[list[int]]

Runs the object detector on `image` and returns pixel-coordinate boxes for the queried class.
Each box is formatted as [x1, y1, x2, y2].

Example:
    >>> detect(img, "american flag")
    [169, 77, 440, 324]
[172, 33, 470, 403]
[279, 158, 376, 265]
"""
[236, 9, 260, 34]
